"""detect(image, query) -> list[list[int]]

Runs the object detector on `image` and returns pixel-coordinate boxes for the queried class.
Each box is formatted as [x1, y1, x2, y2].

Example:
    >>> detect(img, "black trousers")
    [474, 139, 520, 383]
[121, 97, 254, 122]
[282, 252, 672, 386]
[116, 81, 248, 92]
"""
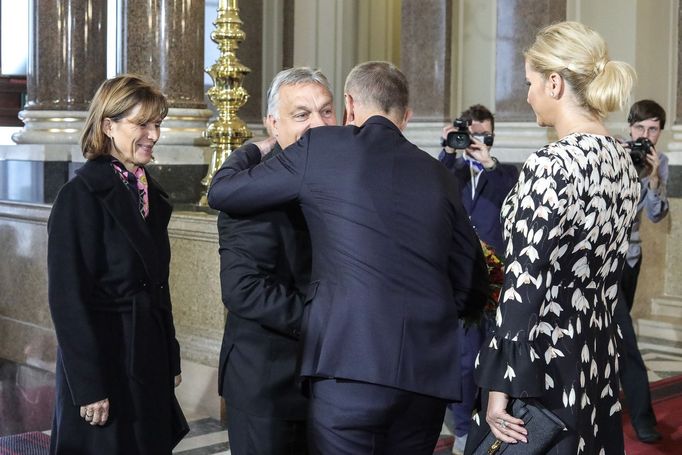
[226, 406, 307, 455]
[614, 259, 657, 430]
[307, 378, 447, 455]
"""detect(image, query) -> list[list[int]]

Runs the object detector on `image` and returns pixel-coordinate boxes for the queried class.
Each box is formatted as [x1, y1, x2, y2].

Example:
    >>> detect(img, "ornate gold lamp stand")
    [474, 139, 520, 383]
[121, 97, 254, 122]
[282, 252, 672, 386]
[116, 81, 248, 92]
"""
[198, 0, 252, 206]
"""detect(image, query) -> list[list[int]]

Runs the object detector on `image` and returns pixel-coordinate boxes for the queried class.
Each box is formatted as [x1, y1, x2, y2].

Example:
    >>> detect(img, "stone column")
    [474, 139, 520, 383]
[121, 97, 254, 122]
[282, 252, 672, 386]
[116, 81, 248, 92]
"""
[13, 0, 107, 144]
[398, 0, 452, 155]
[400, 0, 451, 122]
[120, 0, 213, 203]
[495, 0, 565, 122]
[120, 0, 211, 143]
[491, 0, 566, 164]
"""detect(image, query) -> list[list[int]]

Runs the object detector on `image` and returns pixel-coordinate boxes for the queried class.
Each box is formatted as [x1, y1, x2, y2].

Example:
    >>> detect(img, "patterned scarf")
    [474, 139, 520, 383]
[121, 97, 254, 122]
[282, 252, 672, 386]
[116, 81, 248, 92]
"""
[111, 159, 149, 218]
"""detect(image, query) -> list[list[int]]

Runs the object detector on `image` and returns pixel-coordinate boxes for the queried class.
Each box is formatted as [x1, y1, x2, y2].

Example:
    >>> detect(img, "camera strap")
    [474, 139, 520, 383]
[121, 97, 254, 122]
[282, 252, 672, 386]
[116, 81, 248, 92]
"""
[463, 155, 484, 200]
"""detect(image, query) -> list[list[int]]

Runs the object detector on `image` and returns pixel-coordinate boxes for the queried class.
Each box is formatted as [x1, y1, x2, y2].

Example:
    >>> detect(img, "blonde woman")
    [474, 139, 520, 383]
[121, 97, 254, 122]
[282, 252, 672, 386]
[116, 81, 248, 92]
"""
[47, 75, 187, 454]
[470, 22, 639, 454]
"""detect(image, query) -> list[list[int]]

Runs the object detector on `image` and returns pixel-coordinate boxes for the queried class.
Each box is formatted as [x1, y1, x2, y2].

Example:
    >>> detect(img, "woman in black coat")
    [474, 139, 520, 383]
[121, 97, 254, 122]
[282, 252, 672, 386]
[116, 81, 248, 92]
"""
[47, 74, 188, 454]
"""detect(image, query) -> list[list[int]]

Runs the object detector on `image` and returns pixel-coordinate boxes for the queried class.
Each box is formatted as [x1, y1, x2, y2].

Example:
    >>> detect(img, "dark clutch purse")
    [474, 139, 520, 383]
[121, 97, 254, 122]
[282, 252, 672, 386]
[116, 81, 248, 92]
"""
[466, 398, 566, 455]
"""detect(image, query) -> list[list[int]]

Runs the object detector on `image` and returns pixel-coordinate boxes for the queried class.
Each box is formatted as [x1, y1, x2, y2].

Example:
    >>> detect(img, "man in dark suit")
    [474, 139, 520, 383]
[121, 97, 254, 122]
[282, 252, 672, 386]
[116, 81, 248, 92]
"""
[216, 67, 336, 454]
[438, 104, 518, 453]
[209, 61, 488, 454]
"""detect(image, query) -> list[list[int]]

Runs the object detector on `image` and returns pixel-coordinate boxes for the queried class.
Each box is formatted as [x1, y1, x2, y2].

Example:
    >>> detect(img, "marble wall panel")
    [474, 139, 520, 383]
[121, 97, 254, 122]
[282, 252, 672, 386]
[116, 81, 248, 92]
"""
[495, 0, 565, 122]
[0, 203, 224, 369]
[0, 203, 54, 367]
[168, 212, 224, 342]
[0, 208, 49, 327]
[400, 0, 452, 121]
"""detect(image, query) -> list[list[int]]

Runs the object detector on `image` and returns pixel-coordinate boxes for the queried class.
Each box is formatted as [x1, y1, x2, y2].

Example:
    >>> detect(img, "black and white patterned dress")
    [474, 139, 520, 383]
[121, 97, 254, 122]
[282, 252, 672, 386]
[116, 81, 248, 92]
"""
[474, 133, 640, 454]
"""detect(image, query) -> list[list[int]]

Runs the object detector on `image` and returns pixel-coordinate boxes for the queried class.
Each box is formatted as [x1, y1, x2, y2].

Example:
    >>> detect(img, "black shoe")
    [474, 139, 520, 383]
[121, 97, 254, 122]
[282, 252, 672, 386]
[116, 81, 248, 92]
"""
[634, 426, 662, 443]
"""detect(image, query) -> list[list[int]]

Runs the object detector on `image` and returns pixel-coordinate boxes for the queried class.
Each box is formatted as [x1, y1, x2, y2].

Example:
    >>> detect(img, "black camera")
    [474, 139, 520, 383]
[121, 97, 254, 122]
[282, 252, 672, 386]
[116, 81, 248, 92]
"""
[625, 137, 653, 168]
[441, 118, 494, 149]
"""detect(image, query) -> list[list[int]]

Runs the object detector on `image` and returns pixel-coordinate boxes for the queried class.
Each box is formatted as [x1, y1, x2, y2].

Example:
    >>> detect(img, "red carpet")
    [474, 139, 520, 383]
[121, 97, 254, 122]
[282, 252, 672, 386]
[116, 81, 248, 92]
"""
[0, 431, 49, 455]
[434, 435, 455, 454]
[623, 374, 682, 454]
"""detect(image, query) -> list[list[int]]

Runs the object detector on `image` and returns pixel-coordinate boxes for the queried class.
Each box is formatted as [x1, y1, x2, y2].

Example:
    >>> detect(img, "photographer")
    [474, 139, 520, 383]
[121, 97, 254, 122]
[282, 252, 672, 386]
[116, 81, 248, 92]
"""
[615, 99, 669, 443]
[438, 104, 518, 454]
[439, 104, 518, 253]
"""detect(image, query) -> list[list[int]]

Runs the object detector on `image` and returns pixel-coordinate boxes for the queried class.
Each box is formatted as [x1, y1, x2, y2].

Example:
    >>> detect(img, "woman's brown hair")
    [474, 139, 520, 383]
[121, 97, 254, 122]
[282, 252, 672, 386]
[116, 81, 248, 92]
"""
[80, 74, 168, 160]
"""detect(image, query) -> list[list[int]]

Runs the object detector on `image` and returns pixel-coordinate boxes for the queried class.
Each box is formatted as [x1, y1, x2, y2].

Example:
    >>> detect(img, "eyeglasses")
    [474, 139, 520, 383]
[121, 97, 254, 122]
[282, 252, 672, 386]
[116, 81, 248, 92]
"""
[632, 124, 660, 135]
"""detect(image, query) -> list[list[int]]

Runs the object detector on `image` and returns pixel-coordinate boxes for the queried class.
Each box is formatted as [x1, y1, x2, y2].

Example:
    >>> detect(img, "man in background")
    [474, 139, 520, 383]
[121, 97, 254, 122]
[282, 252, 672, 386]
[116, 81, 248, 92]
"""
[209, 61, 488, 454]
[438, 104, 518, 453]
[616, 99, 669, 444]
[216, 67, 336, 454]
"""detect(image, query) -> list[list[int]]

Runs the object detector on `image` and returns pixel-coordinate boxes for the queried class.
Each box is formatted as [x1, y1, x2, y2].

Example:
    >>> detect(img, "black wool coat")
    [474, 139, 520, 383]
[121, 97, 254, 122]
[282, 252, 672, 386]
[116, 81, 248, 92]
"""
[47, 156, 187, 454]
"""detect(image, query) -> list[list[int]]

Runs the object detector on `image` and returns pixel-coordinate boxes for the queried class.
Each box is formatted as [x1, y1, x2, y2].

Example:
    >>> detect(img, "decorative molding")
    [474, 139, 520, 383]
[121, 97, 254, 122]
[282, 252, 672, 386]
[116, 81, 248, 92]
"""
[0, 144, 79, 161]
[0, 202, 221, 243]
[0, 201, 50, 224]
[12, 110, 87, 145]
[169, 211, 219, 243]
[156, 108, 213, 146]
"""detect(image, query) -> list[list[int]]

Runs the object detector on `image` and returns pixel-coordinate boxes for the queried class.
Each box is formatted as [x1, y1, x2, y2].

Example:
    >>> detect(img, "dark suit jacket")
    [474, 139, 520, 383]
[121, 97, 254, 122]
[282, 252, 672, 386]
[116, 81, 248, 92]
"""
[439, 152, 519, 253]
[208, 116, 488, 401]
[47, 156, 186, 454]
[217, 144, 310, 420]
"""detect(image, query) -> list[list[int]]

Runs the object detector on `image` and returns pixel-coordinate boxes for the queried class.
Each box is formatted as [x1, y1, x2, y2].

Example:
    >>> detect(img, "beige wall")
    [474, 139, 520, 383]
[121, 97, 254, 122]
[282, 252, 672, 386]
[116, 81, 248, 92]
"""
[452, 0, 497, 116]
[571, 0, 678, 129]
[292, 0, 359, 117]
[291, 0, 402, 119]
[357, 0, 401, 64]
[446, 0, 678, 134]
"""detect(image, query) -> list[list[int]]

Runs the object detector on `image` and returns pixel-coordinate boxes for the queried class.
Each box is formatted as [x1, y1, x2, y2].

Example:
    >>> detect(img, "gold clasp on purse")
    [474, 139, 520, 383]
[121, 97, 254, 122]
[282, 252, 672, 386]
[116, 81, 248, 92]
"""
[488, 439, 502, 454]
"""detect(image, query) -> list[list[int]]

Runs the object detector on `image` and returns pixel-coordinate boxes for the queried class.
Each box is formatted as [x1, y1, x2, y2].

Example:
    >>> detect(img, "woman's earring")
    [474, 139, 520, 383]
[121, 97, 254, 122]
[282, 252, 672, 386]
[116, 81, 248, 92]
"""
[550, 91, 555, 97]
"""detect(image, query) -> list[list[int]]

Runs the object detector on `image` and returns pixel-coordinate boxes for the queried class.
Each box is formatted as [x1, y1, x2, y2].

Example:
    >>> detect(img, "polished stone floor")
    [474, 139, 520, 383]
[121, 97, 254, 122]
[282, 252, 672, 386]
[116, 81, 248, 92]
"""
[2, 334, 682, 454]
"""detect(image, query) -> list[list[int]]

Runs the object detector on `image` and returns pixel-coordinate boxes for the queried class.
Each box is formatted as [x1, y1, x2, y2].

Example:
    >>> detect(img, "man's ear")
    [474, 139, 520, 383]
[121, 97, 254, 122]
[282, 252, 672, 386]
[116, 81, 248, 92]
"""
[344, 93, 355, 125]
[266, 114, 278, 137]
[399, 108, 413, 131]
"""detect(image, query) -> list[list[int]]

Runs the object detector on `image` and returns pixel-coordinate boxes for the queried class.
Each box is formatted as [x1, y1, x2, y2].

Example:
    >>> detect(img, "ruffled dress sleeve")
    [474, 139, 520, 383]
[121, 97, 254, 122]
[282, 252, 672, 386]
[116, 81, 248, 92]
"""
[475, 147, 576, 397]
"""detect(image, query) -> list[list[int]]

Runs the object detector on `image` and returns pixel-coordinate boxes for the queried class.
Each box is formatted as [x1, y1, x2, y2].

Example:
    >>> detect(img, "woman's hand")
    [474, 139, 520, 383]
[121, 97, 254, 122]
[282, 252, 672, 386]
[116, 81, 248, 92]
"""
[486, 391, 527, 444]
[174, 374, 182, 388]
[80, 398, 109, 426]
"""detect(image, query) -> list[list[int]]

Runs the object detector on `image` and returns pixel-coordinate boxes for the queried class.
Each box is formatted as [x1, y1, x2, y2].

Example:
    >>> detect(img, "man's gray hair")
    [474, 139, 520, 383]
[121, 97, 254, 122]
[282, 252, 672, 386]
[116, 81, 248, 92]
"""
[266, 67, 333, 119]
[344, 61, 409, 118]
